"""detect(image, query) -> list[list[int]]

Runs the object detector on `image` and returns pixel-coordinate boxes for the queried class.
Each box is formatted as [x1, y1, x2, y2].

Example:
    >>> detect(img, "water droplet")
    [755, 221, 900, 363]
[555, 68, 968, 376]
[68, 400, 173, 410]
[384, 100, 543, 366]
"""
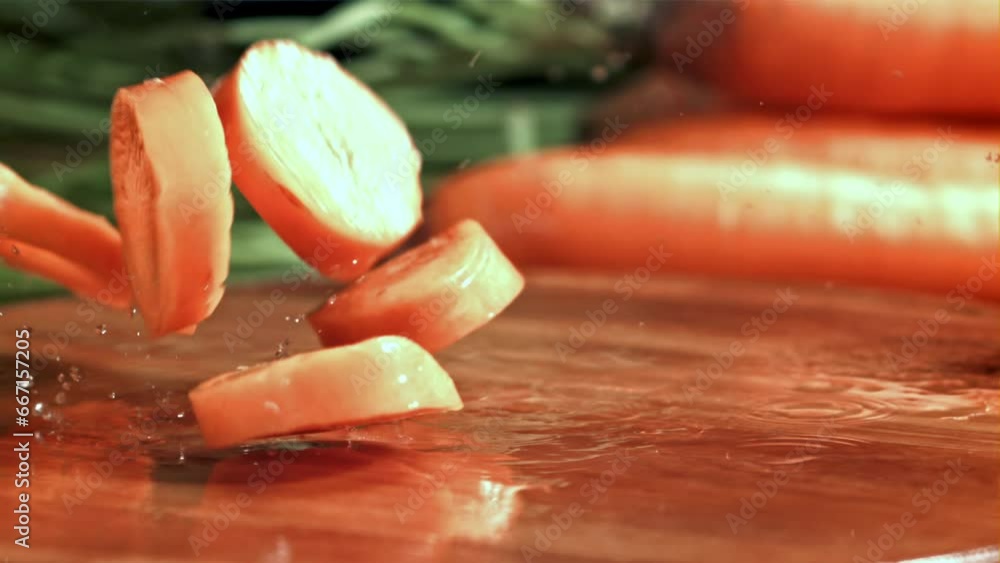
[61, 382, 71, 392]
[275, 338, 290, 359]
[177, 449, 186, 463]
[54, 391, 66, 405]
[108, 391, 117, 400]
[407, 400, 419, 410]
[397, 374, 408, 384]
[69, 366, 82, 383]
[10, 244, 19, 255]
[130, 307, 138, 318]
[351, 259, 359, 265]
[176, 411, 185, 419]
[236, 365, 250, 371]
[95, 324, 108, 335]
[264, 401, 280, 414]
[33, 402, 45, 415]
[57, 372, 66, 384]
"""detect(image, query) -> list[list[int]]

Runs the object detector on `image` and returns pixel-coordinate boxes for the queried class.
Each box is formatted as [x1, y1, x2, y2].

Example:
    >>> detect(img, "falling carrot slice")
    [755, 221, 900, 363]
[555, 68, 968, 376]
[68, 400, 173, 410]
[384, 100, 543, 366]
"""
[213, 40, 422, 281]
[309, 220, 524, 353]
[110, 70, 233, 337]
[189, 336, 463, 448]
[0, 239, 126, 305]
[0, 163, 129, 307]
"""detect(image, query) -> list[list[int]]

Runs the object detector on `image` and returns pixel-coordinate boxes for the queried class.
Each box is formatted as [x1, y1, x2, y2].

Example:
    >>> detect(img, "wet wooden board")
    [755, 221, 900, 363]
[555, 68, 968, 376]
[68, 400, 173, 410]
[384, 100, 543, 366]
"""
[0, 272, 997, 563]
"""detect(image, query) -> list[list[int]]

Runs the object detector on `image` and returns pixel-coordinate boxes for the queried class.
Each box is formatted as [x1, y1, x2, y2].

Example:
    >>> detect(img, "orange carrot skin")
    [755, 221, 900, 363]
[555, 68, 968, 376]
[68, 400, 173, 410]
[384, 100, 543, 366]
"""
[0, 164, 129, 306]
[189, 336, 463, 448]
[428, 147, 1000, 300]
[111, 70, 233, 337]
[0, 239, 128, 305]
[662, 0, 1000, 115]
[621, 116, 999, 185]
[309, 220, 525, 352]
[213, 41, 423, 282]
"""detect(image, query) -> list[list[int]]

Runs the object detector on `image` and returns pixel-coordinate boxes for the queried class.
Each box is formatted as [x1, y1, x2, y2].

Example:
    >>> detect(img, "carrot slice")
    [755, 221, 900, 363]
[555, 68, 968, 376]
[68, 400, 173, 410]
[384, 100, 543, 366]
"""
[213, 40, 422, 281]
[308, 220, 524, 352]
[0, 239, 125, 305]
[189, 336, 463, 448]
[110, 70, 233, 337]
[427, 147, 1000, 300]
[0, 164, 129, 306]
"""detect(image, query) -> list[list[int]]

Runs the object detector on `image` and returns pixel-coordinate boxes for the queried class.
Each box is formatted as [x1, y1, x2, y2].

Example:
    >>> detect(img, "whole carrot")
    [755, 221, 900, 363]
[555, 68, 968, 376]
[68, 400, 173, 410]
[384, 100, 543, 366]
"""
[427, 143, 999, 299]
[660, 0, 1000, 115]
[621, 115, 998, 185]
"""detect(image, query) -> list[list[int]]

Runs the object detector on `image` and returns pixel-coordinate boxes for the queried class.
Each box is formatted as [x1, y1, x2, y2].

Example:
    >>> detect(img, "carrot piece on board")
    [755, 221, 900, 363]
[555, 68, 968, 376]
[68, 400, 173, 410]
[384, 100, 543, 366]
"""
[110, 70, 233, 337]
[0, 164, 129, 307]
[308, 220, 524, 353]
[213, 40, 422, 281]
[427, 144, 1000, 300]
[189, 336, 463, 448]
[659, 0, 1000, 115]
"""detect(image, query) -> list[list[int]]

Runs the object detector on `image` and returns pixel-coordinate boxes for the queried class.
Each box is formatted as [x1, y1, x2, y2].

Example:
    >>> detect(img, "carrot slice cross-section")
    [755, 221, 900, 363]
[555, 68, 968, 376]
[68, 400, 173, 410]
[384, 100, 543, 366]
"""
[0, 163, 129, 307]
[309, 219, 525, 352]
[213, 40, 422, 281]
[110, 70, 233, 337]
[189, 336, 463, 448]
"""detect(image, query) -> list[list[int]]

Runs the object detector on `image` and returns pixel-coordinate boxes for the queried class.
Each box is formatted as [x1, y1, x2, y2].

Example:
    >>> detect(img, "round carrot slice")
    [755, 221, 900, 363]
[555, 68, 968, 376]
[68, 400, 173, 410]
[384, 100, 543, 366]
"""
[213, 40, 422, 281]
[308, 219, 525, 353]
[189, 336, 463, 448]
[110, 70, 233, 337]
[0, 163, 129, 307]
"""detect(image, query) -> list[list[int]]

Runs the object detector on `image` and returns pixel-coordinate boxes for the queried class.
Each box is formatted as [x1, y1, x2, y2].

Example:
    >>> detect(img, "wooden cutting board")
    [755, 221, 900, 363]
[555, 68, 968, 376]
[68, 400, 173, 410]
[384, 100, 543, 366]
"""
[0, 272, 996, 563]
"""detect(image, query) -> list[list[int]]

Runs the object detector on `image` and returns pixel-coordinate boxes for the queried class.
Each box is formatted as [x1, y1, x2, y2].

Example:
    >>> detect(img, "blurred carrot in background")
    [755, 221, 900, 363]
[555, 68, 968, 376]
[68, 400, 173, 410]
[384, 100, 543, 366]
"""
[658, 0, 1000, 116]
[428, 116, 999, 300]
